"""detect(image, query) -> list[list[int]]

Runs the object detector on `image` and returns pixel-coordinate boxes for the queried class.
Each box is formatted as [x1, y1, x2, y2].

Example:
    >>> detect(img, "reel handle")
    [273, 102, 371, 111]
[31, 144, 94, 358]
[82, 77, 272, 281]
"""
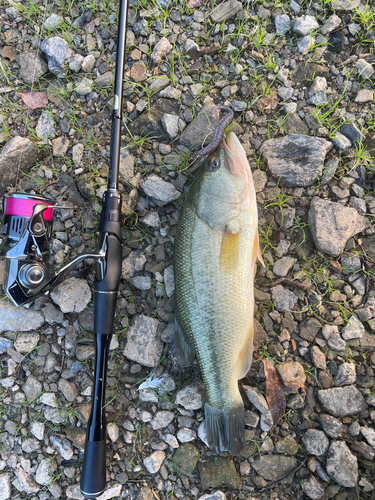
[80, 439, 107, 499]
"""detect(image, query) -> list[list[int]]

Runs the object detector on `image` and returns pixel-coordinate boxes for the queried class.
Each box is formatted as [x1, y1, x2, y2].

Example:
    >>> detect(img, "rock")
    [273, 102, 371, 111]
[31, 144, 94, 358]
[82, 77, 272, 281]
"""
[179, 103, 221, 151]
[273, 257, 296, 277]
[0, 136, 38, 196]
[341, 315, 365, 340]
[50, 434, 74, 460]
[175, 382, 205, 410]
[308, 197, 365, 257]
[0, 301, 44, 334]
[177, 428, 197, 443]
[275, 14, 291, 35]
[261, 135, 331, 188]
[340, 253, 361, 275]
[360, 426, 375, 448]
[40, 37, 74, 76]
[75, 77, 93, 96]
[123, 314, 163, 367]
[72, 9, 92, 28]
[302, 429, 329, 456]
[332, 131, 351, 150]
[210, 0, 242, 23]
[339, 123, 362, 148]
[310, 346, 326, 369]
[261, 410, 274, 432]
[161, 113, 180, 139]
[307, 90, 327, 106]
[298, 34, 315, 54]
[335, 362, 356, 386]
[66, 484, 85, 499]
[243, 385, 269, 413]
[331, 0, 359, 8]
[52, 136, 70, 156]
[82, 54, 95, 72]
[275, 435, 299, 455]
[97, 485, 122, 500]
[319, 414, 344, 438]
[164, 265, 175, 297]
[129, 98, 179, 141]
[317, 386, 367, 417]
[0, 474, 11, 500]
[36, 110, 56, 141]
[303, 475, 324, 500]
[43, 13, 63, 30]
[322, 325, 346, 350]
[31, 421, 45, 440]
[320, 14, 341, 35]
[171, 443, 200, 474]
[14, 469, 40, 494]
[72, 143, 84, 168]
[95, 72, 114, 88]
[198, 492, 226, 500]
[16, 51, 48, 84]
[142, 174, 180, 206]
[58, 379, 78, 402]
[14, 332, 39, 353]
[300, 318, 321, 341]
[69, 54, 84, 72]
[144, 451, 165, 474]
[326, 441, 358, 487]
[151, 411, 175, 430]
[252, 455, 297, 481]
[152, 37, 172, 64]
[328, 30, 345, 53]
[35, 458, 55, 485]
[51, 277, 91, 313]
[130, 276, 152, 290]
[270, 285, 298, 313]
[119, 148, 134, 182]
[198, 455, 241, 490]
[277, 362, 306, 392]
[130, 61, 147, 82]
[231, 101, 247, 112]
[292, 15, 320, 35]
[355, 89, 374, 103]
[356, 59, 374, 80]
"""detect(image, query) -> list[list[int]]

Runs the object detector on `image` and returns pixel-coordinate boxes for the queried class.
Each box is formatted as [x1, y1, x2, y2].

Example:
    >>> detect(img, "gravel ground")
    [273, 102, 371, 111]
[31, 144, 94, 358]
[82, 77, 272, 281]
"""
[0, 0, 375, 499]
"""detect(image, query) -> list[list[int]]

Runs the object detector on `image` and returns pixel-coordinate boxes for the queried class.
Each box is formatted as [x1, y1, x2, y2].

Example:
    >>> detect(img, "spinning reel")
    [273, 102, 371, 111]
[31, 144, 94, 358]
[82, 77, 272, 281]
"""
[0, 192, 105, 307]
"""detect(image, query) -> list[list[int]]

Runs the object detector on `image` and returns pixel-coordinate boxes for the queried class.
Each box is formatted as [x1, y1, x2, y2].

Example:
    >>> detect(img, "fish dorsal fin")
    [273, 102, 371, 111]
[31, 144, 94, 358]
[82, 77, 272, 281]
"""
[252, 228, 265, 268]
[220, 226, 240, 272]
[234, 323, 254, 380]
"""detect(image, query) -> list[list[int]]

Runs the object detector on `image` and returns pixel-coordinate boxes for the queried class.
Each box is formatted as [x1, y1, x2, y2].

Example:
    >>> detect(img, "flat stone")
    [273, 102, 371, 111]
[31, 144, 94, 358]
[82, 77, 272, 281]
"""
[0, 136, 38, 197]
[22, 438, 40, 452]
[175, 382, 205, 410]
[261, 134, 332, 188]
[144, 451, 165, 474]
[310, 346, 326, 369]
[341, 315, 365, 340]
[179, 103, 222, 151]
[273, 257, 296, 277]
[302, 429, 329, 456]
[75, 77, 93, 96]
[0, 301, 44, 334]
[275, 434, 299, 455]
[14, 332, 39, 353]
[321, 14, 341, 35]
[97, 485, 122, 500]
[298, 35, 315, 53]
[31, 421, 45, 440]
[243, 385, 269, 413]
[275, 14, 291, 35]
[332, 131, 351, 150]
[119, 148, 134, 182]
[335, 362, 356, 386]
[300, 318, 321, 341]
[326, 441, 358, 487]
[252, 455, 297, 481]
[43, 13, 64, 30]
[361, 426, 375, 448]
[292, 62, 329, 85]
[142, 174, 180, 206]
[40, 37, 74, 76]
[14, 469, 40, 494]
[270, 285, 298, 313]
[308, 197, 365, 257]
[198, 492, 226, 500]
[277, 362, 306, 393]
[35, 110, 56, 141]
[355, 89, 374, 103]
[58, 379, 78, 402]
[307, 91, 328, 106]
[322, 325, 346, 350]
[51, 277, 91, 313]
[16, 51, 48, 85]
[151, 411, 175, 430]
[161, 113, 180, 139]
[35, 458, 55, 485]
[171, 443, 200, 474]
[0, 474, 11, 500]
[50, 435, 74, 460]
[152, 37, 172, 64]
[356, 58, 374, 79]
[123, 314, 163, 367]
[210, 0, 242, 23]
[198, 455, 241, 490]
[95, 71, 114, 88]
[292, 15, 320, 36]
[131, 61, 147, 82]
[129, 98, 179, 141]
[303, 475, 324, 500]
[339, 123, 362, 148]
[317, 386, 367, 417]
[319, 414, 344, 438]
[81, 54, 95, 72]
[177, 428, 197, 443]
[51, 136, 70, 156]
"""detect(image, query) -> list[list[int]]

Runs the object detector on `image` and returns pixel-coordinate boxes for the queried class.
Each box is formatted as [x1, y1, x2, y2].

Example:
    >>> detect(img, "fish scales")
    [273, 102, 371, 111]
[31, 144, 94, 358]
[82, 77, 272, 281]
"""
[174, 132, 262, 455]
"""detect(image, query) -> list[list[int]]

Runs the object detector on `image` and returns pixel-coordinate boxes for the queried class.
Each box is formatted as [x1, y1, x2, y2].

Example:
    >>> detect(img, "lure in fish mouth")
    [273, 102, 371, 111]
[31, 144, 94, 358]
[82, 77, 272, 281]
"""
[196, 106, 234, 158]
[174, 129, 264, 455]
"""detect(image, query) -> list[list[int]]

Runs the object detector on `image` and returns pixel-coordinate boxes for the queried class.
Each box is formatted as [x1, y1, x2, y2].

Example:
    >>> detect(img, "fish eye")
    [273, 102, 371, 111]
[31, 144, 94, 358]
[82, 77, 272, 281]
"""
[209, 157, 220, 171]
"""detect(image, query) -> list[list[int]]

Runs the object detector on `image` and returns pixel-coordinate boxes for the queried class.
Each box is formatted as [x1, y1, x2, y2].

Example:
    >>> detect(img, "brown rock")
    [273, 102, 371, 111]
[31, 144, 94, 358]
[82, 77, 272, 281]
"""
[276, 361, 306, 393]
[299, 318, 321, 341]
[131, 61, 147, 82]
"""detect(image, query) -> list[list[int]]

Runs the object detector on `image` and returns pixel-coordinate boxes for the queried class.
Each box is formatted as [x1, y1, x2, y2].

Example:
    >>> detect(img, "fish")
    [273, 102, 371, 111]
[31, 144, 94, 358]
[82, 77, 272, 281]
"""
[173, 130, 264, 455]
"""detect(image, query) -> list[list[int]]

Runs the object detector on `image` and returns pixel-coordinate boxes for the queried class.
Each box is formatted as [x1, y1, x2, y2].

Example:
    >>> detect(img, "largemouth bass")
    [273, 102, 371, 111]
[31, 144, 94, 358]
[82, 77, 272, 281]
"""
[173, 131, 263, 455]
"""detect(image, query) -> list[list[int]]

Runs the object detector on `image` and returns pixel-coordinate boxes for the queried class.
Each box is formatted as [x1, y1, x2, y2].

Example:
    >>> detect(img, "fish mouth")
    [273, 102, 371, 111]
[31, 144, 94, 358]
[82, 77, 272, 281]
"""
[221, 131, 251, 179]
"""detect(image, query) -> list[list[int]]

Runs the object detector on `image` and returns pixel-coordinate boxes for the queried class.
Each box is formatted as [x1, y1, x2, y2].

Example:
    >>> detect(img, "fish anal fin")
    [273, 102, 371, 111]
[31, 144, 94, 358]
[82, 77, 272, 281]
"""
[234, 324, 254, 380]
[220, 226, 240, 272]
[174, 314, 195, 364]
[253, 229, 265, 268]
[205, 402, 244, 456]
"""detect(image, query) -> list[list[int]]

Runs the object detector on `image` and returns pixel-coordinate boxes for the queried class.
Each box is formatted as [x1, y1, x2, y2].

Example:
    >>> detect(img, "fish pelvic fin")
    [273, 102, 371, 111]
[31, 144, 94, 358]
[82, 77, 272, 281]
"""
[174, 314, 196, 364]
[252, 229, 265, 268]
[219, 226, 240, 273]
[234, 323, 254, 380]
[205, 402, 244, 456]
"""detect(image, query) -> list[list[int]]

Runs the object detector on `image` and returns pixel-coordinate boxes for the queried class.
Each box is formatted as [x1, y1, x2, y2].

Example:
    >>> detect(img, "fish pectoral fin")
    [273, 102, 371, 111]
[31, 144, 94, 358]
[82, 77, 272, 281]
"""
[253, 229, 265, 268]
[234, 324, 254, 380]
[219, 225, 240, 272]
[174, 314, 196, 364]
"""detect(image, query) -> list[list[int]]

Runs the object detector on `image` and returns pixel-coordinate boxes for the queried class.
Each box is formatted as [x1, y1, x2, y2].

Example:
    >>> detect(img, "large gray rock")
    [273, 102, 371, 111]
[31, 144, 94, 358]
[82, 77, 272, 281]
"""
[303, 476, 324, 500]
[0, 136, 38, 196]
[341, 315, 365, 340]
[252, 455, 297, 481]
[50, 435, 74, 460]
[317, 386, 367, 417]
[123, 314, 163, 367]
[175, 382, 205, 410]
[302, 429, 329, 456]
[308, 197, 365, 257]
[270, 284, 298, 313]
[23, 375, 42, 401]
[129, 98, 179, 141]
[210, 0, 242, 22]
[0, 302, 44, 334]
[40, 37, 74, 76]
[179, 103, 222, 151]
[261, 135, 332, 187]
[326, 441, 358, 487]
[0, 473, 11, 500]
[51, 277, 91, 313]
[142, 174, 180, 206]
[16, 51, 48, 85]
[292, 15, 320, 36]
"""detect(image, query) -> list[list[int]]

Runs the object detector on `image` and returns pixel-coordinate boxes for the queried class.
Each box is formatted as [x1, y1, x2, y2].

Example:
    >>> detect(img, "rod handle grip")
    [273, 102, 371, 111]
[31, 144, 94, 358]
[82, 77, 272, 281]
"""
[80, 439, 107, 499]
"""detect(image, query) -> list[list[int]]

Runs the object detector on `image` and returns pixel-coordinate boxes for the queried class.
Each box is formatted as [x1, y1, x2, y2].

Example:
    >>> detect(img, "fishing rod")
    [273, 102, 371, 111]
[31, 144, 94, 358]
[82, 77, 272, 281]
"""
[0, 0, 129, 497]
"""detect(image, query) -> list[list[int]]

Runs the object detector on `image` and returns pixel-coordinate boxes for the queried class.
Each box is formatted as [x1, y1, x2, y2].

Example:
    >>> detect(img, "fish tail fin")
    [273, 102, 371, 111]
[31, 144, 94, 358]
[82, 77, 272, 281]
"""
[205, 402, 244, 456]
